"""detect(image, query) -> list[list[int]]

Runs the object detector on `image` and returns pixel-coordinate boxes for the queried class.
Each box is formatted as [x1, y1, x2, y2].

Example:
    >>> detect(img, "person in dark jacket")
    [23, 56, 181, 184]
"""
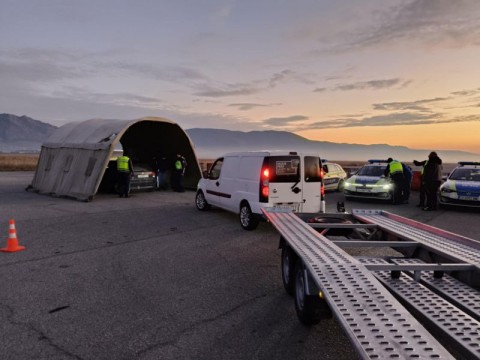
[421, 152, 443, 211]
[171, 153, 187, 192]
[413, 158, 428, 207]
[401, 162, 413, 203]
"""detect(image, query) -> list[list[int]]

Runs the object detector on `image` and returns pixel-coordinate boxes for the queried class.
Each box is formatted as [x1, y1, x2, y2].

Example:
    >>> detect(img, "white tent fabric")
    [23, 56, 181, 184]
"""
[30, 117, 201, 201]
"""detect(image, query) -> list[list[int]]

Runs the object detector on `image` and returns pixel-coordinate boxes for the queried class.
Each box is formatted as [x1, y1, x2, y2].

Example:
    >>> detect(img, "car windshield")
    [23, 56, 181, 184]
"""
[450, 168, 480, 181]
[357, 165, 385, 177]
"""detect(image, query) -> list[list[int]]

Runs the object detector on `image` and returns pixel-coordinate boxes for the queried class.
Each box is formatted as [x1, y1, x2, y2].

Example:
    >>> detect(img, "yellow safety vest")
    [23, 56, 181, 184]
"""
[175, 159, 183, 170]
[117, 156, 130, 172]
[389, 160, 403, 175]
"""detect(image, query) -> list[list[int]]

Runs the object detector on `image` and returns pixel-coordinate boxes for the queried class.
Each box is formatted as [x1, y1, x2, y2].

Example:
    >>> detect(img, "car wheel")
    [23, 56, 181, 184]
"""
[336, 179, 345, 192]
[294, 264, 323, 326]
[239, 202, 258, 230]
[195, 190, 210, 211]
[281, 245, 296, 296]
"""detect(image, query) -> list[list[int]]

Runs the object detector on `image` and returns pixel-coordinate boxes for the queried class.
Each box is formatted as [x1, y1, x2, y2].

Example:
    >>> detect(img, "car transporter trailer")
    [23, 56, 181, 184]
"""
[262, 208, 480, 359]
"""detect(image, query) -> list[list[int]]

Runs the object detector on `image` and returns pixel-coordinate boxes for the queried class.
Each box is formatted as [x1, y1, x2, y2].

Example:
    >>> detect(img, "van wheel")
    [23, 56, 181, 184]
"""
[294, 264, 324, 326]
[337, 179, 345, 192]
[239, 202, 258, 230]
[281, 245, 296, 296]
[195, 190, 210, 211]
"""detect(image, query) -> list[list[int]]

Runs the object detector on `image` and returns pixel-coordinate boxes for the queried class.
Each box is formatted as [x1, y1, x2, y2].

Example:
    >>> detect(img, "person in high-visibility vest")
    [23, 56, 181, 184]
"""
[172, 153, 187, 192]
[116, 154, 134, 198]
[384, 158, 405, 204]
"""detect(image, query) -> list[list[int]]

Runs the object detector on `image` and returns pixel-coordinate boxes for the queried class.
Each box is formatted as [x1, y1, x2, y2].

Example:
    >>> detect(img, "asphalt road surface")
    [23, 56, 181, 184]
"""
[0, 172, 479, 360]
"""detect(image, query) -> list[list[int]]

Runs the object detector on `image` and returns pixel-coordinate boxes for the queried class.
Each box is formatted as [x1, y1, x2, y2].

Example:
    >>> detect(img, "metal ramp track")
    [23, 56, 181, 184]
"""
[392, 258, 480, 322]
[263, 209, 454, 359]
[359, 257, 480, 359]
[353, 210, 480, 266]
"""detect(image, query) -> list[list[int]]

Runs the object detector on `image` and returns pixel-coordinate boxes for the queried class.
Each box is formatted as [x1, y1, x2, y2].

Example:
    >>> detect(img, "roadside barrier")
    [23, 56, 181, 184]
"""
[1, 219, 25, 253]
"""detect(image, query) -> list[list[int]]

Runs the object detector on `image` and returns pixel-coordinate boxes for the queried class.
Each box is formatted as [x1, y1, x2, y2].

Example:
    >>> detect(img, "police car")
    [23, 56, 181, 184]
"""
[322, 160, 348, 191]
[439, 162, 480, 208]
[343, 160, 394, 201]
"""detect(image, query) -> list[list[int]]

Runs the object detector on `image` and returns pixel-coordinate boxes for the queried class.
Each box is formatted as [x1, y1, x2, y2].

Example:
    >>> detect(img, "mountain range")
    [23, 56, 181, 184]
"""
[1, 113, 478, 163]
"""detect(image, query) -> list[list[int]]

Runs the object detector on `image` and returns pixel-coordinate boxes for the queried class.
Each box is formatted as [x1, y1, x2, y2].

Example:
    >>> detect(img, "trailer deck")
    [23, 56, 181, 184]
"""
[263, 208, 480, 359]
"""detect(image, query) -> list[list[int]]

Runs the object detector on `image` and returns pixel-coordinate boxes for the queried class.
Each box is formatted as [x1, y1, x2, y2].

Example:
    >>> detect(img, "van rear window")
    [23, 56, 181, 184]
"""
[304, 156, 322, 182]
[264, 156, 300, 182]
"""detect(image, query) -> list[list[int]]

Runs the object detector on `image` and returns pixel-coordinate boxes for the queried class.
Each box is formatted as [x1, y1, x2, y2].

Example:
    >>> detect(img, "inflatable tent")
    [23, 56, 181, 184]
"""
[29, 117, 201, 201]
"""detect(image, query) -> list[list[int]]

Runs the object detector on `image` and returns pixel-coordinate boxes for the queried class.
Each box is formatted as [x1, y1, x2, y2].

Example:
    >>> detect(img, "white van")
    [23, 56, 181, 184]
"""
[195, 151, 326, 230]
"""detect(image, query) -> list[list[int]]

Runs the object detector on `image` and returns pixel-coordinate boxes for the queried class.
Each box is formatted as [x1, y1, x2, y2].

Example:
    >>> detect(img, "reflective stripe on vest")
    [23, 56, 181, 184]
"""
[175, 160, 182, 170]
[117, 156, 130, 172]
[389, 160, 403, 175]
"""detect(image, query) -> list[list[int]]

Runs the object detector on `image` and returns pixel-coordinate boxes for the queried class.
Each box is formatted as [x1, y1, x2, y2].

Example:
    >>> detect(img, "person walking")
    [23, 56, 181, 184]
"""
[421, 152, 443, 211]
[384, 158, 405, 204]
[155, 155, 169, 190]
[172, 153, 187, 192]
[116, 154, 134, 198]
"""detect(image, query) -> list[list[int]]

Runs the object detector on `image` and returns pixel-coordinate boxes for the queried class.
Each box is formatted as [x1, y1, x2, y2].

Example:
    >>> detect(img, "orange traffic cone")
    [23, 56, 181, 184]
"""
[1, 219, 25, 253]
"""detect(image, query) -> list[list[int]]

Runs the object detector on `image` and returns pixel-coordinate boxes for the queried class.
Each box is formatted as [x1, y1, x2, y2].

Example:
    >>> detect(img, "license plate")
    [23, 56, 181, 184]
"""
[137, 174, 149, 178]
[274, 204, 298, 211]
[356, 188, 371, 193]
[459, 196, 477, 201]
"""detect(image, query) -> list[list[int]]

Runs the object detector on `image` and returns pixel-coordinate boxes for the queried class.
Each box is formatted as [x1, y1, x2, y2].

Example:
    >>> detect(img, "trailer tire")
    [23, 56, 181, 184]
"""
[281, 245, 296, 296]
[239, 202, 258, 230]
[294, 264, 322, 325]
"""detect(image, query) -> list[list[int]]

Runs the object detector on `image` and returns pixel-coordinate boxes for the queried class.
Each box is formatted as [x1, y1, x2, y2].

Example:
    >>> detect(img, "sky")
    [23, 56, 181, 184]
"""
[1, 0, 480, 154]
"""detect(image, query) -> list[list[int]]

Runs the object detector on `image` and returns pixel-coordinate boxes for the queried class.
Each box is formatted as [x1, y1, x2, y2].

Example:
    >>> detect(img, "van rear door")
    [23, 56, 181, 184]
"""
[263, 155, 303, 210]
[301, 156, 323, 212]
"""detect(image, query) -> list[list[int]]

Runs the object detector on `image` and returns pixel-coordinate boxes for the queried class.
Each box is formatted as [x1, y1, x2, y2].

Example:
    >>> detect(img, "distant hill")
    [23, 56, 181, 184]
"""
[186, 128, 479, 163]
[1, 113, 478, 163]
[0, 113, 57, 152]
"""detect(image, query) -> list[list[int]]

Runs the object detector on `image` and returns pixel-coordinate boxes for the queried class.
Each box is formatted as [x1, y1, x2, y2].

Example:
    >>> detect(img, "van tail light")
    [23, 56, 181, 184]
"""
[259, 166, 270, 202]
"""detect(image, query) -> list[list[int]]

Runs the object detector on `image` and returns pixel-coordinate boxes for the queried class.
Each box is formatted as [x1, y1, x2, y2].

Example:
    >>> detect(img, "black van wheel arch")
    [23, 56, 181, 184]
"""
[239, 201, 259, 230]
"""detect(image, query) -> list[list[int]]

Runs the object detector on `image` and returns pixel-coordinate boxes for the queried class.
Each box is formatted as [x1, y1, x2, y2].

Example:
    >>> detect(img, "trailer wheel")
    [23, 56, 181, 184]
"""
[195, 190, 210, 211]
[294, 264, 323, 325]
[281, 245, 296, 296]
[239, 202, 258, 230]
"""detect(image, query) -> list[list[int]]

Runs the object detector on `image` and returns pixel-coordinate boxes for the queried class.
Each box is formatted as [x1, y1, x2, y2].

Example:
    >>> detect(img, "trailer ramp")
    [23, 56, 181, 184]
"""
[263, 208, 480, 359]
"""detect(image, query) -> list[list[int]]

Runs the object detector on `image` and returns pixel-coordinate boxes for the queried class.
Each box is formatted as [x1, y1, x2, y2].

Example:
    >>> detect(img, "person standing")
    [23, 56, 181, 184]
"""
[421, 152, 443, 211]
[117, 154, 134, 198]
[413, 158, 428, 207]
[384, 158, 405, 204]
[401, 162, 413, 203]
[172, 153, 187, 192]
[155, 155, 169, 190]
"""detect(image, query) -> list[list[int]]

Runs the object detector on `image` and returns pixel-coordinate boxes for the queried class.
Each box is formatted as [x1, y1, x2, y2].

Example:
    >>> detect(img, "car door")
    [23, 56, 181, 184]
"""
[203, 158, 226, 207]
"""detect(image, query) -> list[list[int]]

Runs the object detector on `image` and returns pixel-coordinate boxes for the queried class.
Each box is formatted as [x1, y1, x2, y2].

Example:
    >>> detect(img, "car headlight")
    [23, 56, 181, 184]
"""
[440, 186, 456, 193]
[382, 183, 393, 190]
[344, 181, 354, 189]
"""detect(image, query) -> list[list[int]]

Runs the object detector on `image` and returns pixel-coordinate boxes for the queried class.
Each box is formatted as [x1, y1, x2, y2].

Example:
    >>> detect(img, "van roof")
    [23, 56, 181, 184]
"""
[223, 150, 321, 157]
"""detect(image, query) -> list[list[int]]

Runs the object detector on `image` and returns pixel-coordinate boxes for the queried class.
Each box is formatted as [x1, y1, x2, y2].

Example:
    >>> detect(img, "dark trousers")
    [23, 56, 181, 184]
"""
[425, 180, 441, 209]
[391, 173, 405, 204]
[418, 181, 426, 206]
[171, 171, 184, 192]
[403, 179, 411, 201]
[118, 172, 131, 197]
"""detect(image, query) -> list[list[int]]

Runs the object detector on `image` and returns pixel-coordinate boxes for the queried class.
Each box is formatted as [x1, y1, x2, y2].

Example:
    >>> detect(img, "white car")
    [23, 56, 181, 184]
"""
[343, 160, 394, 201]
[322, 161, 348, 192]
[439, 162, 480, 208]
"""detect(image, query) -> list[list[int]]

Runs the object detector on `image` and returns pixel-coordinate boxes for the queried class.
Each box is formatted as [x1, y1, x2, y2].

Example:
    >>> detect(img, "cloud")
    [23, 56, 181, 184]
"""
[373, 97, 449, 111]
[228, 103, 281, 111]
[268, 69, 316, 88]
[193, 83, 261, 97]
[451, 88, 480, 97]
[313, 87, 326, 93]
[333, 78, 407, 91]
[346, 0, 480, 50]
[262, 115, 309, 127]
[305, 111, 480, 130]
